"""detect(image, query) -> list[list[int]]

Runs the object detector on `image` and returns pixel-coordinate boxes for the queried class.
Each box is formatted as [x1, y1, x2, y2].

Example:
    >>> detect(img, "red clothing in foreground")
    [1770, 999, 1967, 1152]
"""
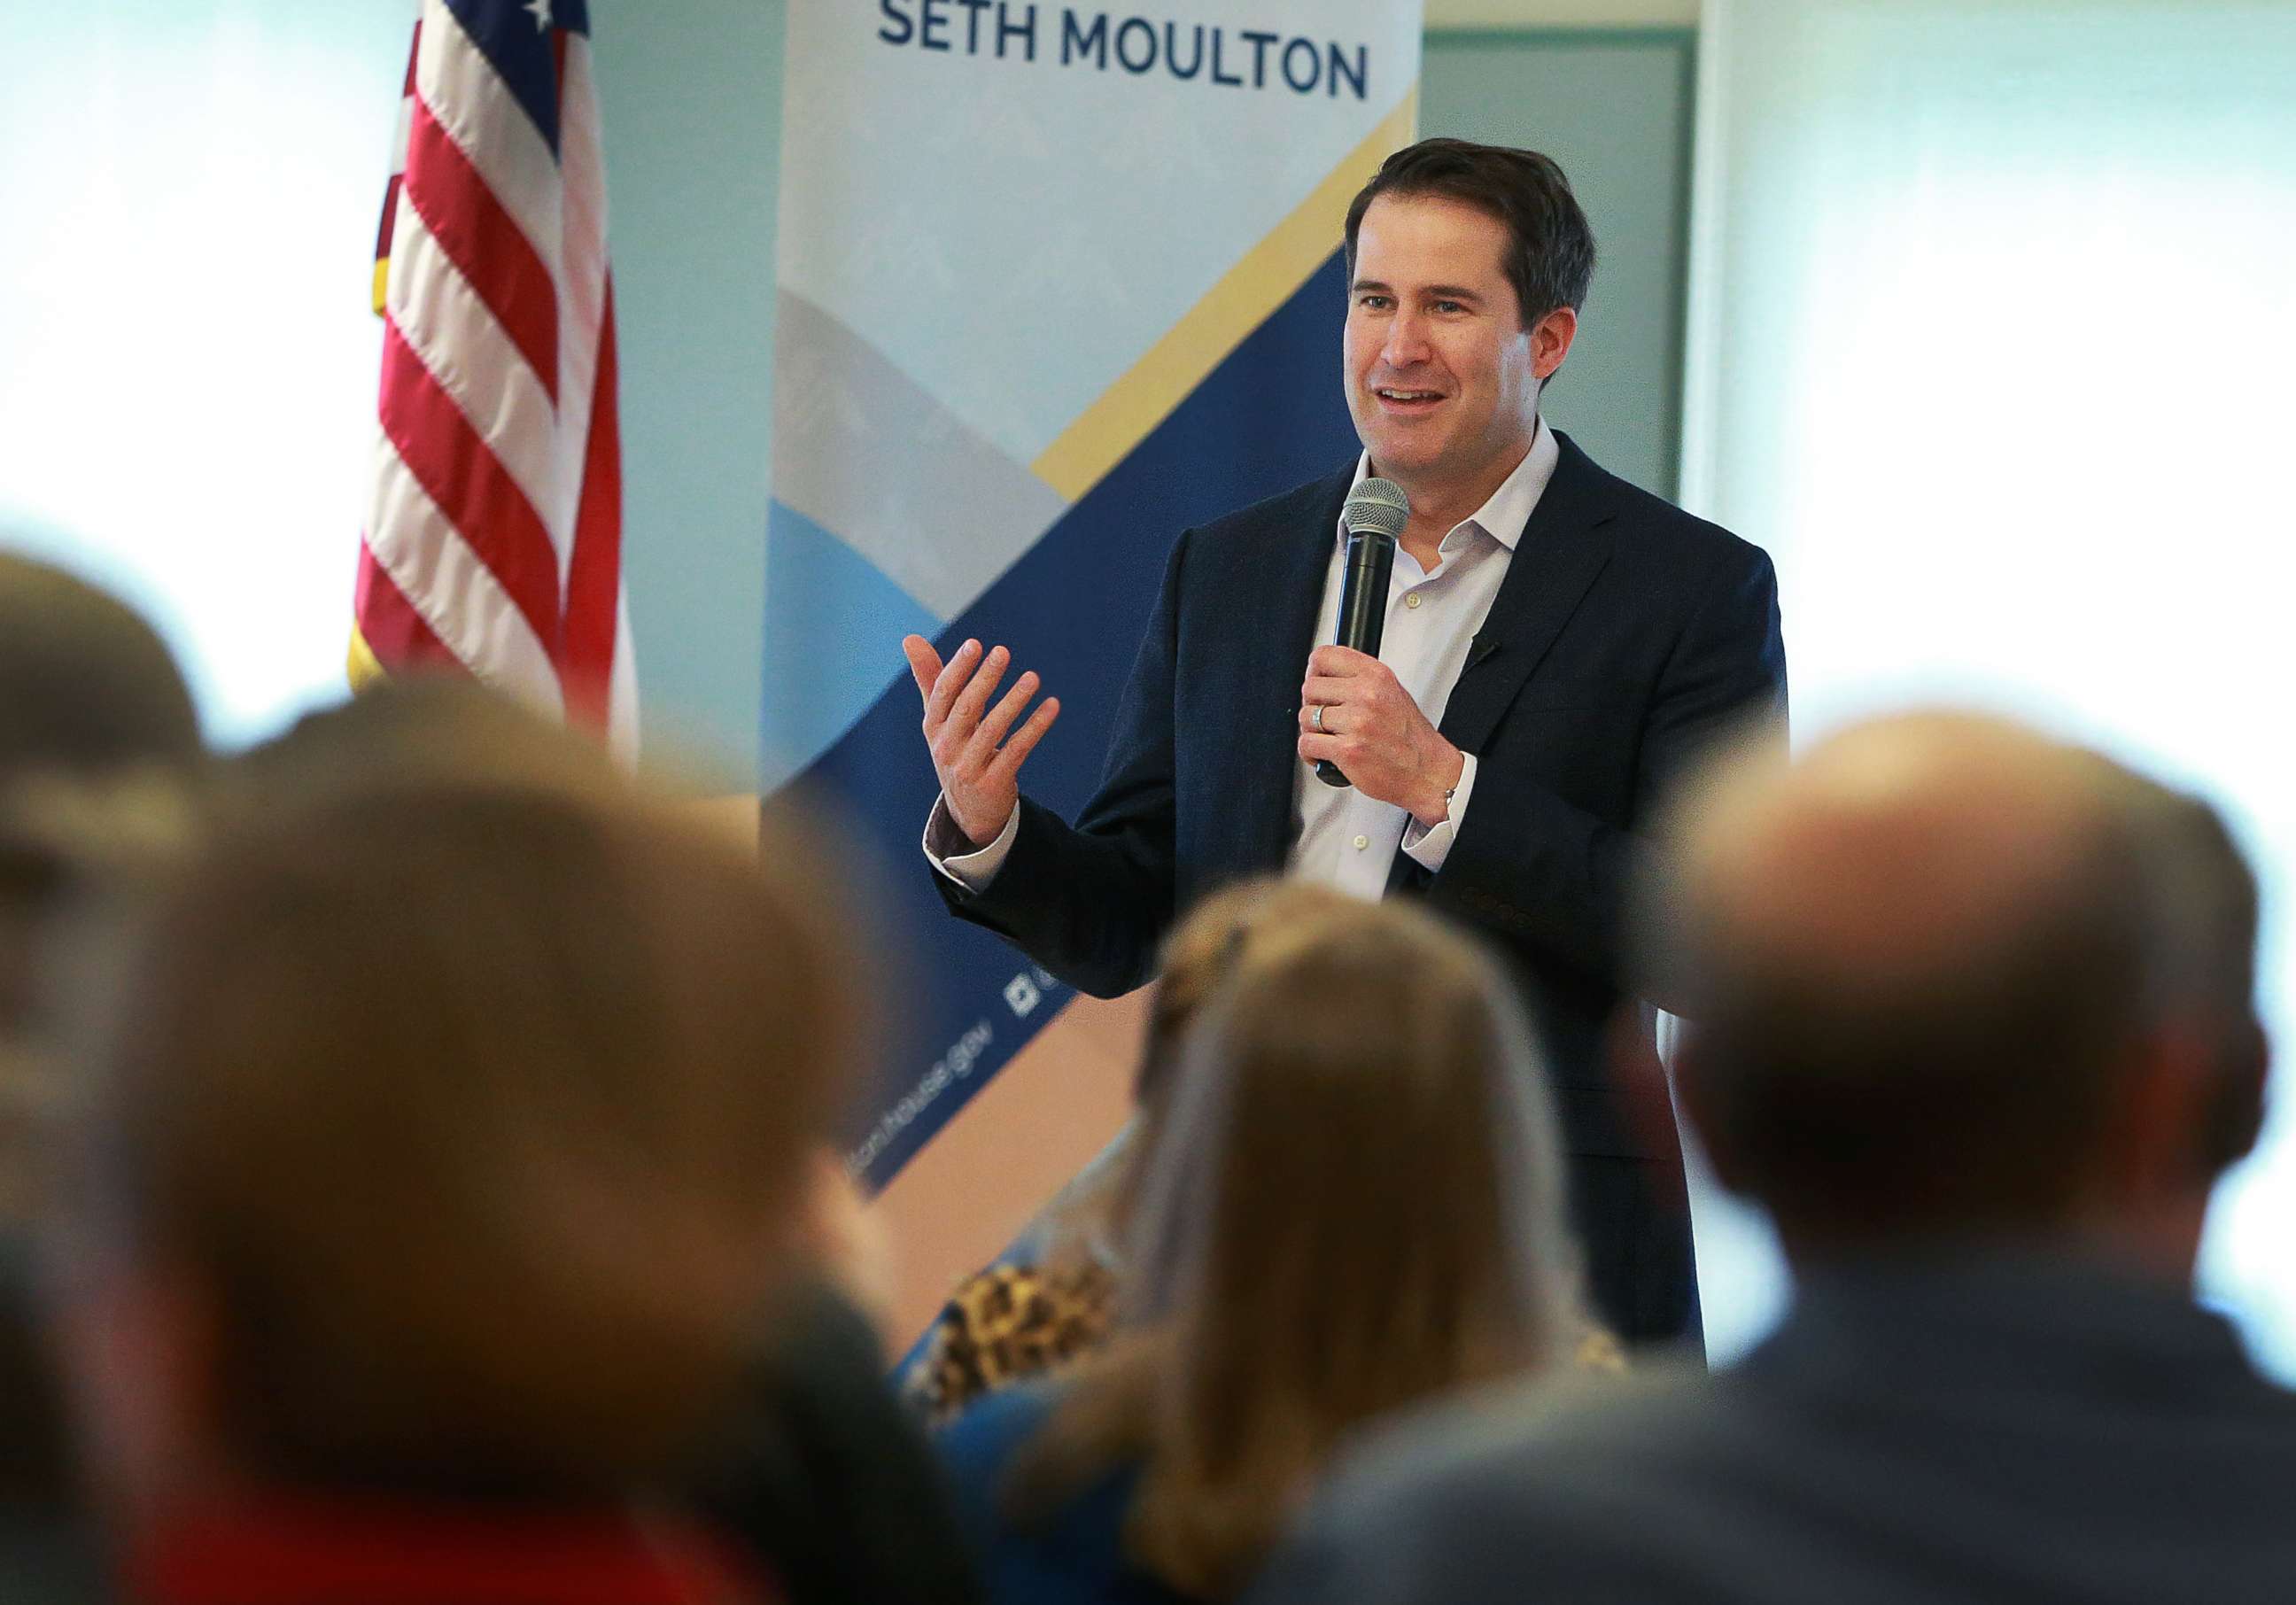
[133, 1495, 772, 1605]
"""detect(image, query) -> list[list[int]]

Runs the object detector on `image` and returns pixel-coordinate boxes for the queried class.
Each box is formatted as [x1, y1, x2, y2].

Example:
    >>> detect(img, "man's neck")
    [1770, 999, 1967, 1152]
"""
[1780, 1205, 2207, 1299]
[1377, 432, 1540, 568]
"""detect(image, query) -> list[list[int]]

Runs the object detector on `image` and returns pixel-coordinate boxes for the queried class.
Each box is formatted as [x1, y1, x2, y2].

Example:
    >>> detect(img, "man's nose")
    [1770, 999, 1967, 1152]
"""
[1381, 309, 1432, 367]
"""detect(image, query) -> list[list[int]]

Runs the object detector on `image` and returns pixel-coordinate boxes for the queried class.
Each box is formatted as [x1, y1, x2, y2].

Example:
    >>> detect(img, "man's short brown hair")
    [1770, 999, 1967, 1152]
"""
[1343, 138, 1597, 329]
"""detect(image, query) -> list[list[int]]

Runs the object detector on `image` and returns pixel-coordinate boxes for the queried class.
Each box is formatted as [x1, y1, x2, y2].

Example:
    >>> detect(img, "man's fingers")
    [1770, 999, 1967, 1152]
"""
[1307, 645, 1377, 678]
[926, 639, 984, 726]
[950, 643, 1012, 732]
[973, 671, 1041, 753]
[1302, 674, 1362, 709]
[902, 634, 943, 702]
[990, 696, 1060, 778]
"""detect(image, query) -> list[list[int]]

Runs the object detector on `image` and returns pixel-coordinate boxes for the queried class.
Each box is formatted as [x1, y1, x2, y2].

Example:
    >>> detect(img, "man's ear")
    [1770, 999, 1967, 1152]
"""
[2108, 1021, 2269, 1200]
[2200, 1017, 2270, 1173]
[1532, 306, 1578, 382]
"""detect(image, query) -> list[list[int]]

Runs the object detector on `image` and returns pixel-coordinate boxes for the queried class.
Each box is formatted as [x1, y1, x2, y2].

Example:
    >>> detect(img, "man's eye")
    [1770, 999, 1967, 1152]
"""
[1432, 300, 1464, 314]
[1357, 294, 1392, 310]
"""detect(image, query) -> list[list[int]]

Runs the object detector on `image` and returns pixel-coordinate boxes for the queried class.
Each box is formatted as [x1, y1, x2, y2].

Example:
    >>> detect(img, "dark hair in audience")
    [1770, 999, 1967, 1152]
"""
[0, 547, 201, 1504]
[1344, 137, 1597, 328]
[61, 769, 858, 1495]
[0, 551, 201, 787]
[1008, 898, 1584, 1598]
[1672, 751, 2266, 1245]
[229, 674, 620, 808]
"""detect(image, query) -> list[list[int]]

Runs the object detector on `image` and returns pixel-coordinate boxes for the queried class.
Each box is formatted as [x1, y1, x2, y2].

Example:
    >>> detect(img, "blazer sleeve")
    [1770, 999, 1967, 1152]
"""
[931, 531, 1190, 998]
[1425, 539, 1788, 1003]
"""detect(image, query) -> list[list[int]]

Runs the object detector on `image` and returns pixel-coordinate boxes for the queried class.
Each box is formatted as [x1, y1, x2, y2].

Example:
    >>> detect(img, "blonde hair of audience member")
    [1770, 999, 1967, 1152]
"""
[1037, 880, 1369, 1278]
[1007, 898, 1586, 1599]
[50, 771, 862, 1524]
[910, 881, 1367, 1424]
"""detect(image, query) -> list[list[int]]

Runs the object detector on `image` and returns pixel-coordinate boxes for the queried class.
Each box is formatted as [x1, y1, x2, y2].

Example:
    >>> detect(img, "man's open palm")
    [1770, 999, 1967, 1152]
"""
[903, 634, 1062, 848]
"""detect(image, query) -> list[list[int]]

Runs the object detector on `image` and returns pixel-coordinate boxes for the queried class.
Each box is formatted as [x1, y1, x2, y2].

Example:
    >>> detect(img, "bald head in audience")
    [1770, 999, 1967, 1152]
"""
[1659, 711, 2267, 1275]
[1251, 712, 2292, 1605]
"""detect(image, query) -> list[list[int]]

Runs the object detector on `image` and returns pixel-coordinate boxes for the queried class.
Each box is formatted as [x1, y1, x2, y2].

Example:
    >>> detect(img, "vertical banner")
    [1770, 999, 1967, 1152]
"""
[769, 2, 1423, 1190]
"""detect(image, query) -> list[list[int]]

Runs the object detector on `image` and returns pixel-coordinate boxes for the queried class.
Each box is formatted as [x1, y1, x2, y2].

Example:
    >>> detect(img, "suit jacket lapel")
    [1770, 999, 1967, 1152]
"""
[1235, 468, 1352, 869]
[1438, 430, 1617, 756]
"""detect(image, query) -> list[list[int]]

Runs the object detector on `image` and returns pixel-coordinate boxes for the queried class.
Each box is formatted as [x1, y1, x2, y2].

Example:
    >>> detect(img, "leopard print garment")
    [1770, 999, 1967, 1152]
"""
[906, 1260, 1120, 1425]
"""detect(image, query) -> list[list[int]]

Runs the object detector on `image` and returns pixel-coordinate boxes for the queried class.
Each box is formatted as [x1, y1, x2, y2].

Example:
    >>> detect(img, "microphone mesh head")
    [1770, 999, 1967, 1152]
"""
[1343, 477, 1410, 540]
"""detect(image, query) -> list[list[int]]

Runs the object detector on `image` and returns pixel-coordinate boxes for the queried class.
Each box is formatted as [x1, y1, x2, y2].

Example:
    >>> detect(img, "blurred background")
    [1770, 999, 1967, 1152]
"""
[2, 0, 2287, 1375]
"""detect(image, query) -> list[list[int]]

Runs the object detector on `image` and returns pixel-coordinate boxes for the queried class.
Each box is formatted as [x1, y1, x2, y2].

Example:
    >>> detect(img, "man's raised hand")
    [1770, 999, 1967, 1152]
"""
[903, 635, 1062, 849]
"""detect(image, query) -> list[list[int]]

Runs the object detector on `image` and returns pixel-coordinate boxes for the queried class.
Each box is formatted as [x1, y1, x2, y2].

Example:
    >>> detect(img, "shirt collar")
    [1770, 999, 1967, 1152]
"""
[1340, 414, 1559, 554]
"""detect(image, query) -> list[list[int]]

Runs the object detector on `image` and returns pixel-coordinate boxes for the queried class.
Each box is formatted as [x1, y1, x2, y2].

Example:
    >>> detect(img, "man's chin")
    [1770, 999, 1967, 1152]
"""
[1360, 440, 1441, 483]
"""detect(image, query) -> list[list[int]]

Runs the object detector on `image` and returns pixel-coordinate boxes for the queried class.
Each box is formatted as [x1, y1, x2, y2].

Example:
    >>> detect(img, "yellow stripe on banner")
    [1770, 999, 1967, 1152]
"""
[372, 256, 391, 317]
[1030, 89, 1419, 503]
[347, 623, 388, 692]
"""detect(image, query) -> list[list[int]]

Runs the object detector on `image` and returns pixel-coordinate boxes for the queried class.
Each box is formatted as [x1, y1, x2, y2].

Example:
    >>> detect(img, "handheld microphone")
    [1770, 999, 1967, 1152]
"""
[1315, 477, 1409, 788]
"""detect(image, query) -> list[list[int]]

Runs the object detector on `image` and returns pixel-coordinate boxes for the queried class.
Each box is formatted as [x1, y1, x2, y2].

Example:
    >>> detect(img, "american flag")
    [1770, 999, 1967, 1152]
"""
[353, 0, 635, 756]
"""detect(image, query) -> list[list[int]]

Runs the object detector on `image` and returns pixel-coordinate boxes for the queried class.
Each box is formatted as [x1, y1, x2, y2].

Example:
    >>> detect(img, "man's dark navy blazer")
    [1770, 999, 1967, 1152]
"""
[937, 430, 1787, 1338]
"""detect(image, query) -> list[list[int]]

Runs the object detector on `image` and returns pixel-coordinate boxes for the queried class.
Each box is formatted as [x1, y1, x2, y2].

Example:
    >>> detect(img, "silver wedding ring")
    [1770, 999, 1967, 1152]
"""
[1310, 703, 1326, 733]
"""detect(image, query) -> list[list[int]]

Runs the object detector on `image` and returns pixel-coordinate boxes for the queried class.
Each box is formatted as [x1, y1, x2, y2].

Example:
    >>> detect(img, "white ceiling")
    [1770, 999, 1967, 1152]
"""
[1425, 0, 1697, 26]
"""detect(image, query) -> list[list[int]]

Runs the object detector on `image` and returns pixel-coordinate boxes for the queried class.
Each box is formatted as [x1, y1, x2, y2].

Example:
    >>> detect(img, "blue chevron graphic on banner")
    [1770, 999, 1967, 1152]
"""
[800, 252, 1360, 1188]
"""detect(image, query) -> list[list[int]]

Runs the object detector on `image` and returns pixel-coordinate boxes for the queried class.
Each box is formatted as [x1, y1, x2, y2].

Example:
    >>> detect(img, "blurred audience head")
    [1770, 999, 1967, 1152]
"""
[1653, 709, 2268, 1275]
[0, 550, 202, 1037]
[1038, 879, 1368, 1275]
[1017, 894, 1583, 1597]
[0, 548, 202, 1508]
[229, 672, 622, 808]
[48, 708, 861, 1530]
[0, 552, 201, 794]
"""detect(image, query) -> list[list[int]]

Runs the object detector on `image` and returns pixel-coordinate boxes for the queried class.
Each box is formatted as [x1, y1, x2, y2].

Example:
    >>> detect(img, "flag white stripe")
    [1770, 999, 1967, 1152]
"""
[365, 435, 563, 712]
[608, 596, 639, 763]
[415, 0, 562, 290]
[550, 35, 609, 553]
[390, 92, 413, 178]
[385, 201, 566, 567]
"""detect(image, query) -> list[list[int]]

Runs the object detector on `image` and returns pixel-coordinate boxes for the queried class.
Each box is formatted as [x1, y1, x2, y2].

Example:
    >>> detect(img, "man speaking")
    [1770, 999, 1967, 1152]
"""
[901, 139, 1786, 1345]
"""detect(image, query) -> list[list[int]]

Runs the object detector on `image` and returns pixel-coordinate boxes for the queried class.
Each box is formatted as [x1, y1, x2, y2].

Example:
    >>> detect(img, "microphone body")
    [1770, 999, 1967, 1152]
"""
[1314, 527, 1397, 788]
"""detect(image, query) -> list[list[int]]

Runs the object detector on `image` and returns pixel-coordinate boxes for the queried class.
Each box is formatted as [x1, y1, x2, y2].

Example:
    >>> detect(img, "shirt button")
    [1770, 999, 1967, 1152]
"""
[1405, 593, 1423, 609]
[1354, 834, 1369, 850]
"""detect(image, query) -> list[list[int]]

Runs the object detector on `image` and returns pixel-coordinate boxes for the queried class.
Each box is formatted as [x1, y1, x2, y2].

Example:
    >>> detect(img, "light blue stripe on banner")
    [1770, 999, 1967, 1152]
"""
[803, 251, 1361, 1190]
[761, 499, 942, 791]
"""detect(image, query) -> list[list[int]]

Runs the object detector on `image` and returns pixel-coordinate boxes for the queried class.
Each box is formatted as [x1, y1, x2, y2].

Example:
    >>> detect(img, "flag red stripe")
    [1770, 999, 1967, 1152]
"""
[560, 275, 624, 730]
[373, 173, 405, 261]
[377, 320, 564, 663]
[401, 97, 560, 406]
[353, 541, 465, 672]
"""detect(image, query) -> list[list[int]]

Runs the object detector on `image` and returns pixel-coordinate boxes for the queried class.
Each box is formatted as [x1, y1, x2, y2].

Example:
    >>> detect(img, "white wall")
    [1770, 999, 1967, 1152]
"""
[0, 1, 787, 767]
[0, 0, 414, 747]
[1429, 0, 1696, 25]
[1687, 0, 2296, 1379]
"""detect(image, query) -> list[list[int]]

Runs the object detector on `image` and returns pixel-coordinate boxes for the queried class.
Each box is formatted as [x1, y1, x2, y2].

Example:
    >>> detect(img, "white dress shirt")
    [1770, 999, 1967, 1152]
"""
[927, 417, 1560, 899]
